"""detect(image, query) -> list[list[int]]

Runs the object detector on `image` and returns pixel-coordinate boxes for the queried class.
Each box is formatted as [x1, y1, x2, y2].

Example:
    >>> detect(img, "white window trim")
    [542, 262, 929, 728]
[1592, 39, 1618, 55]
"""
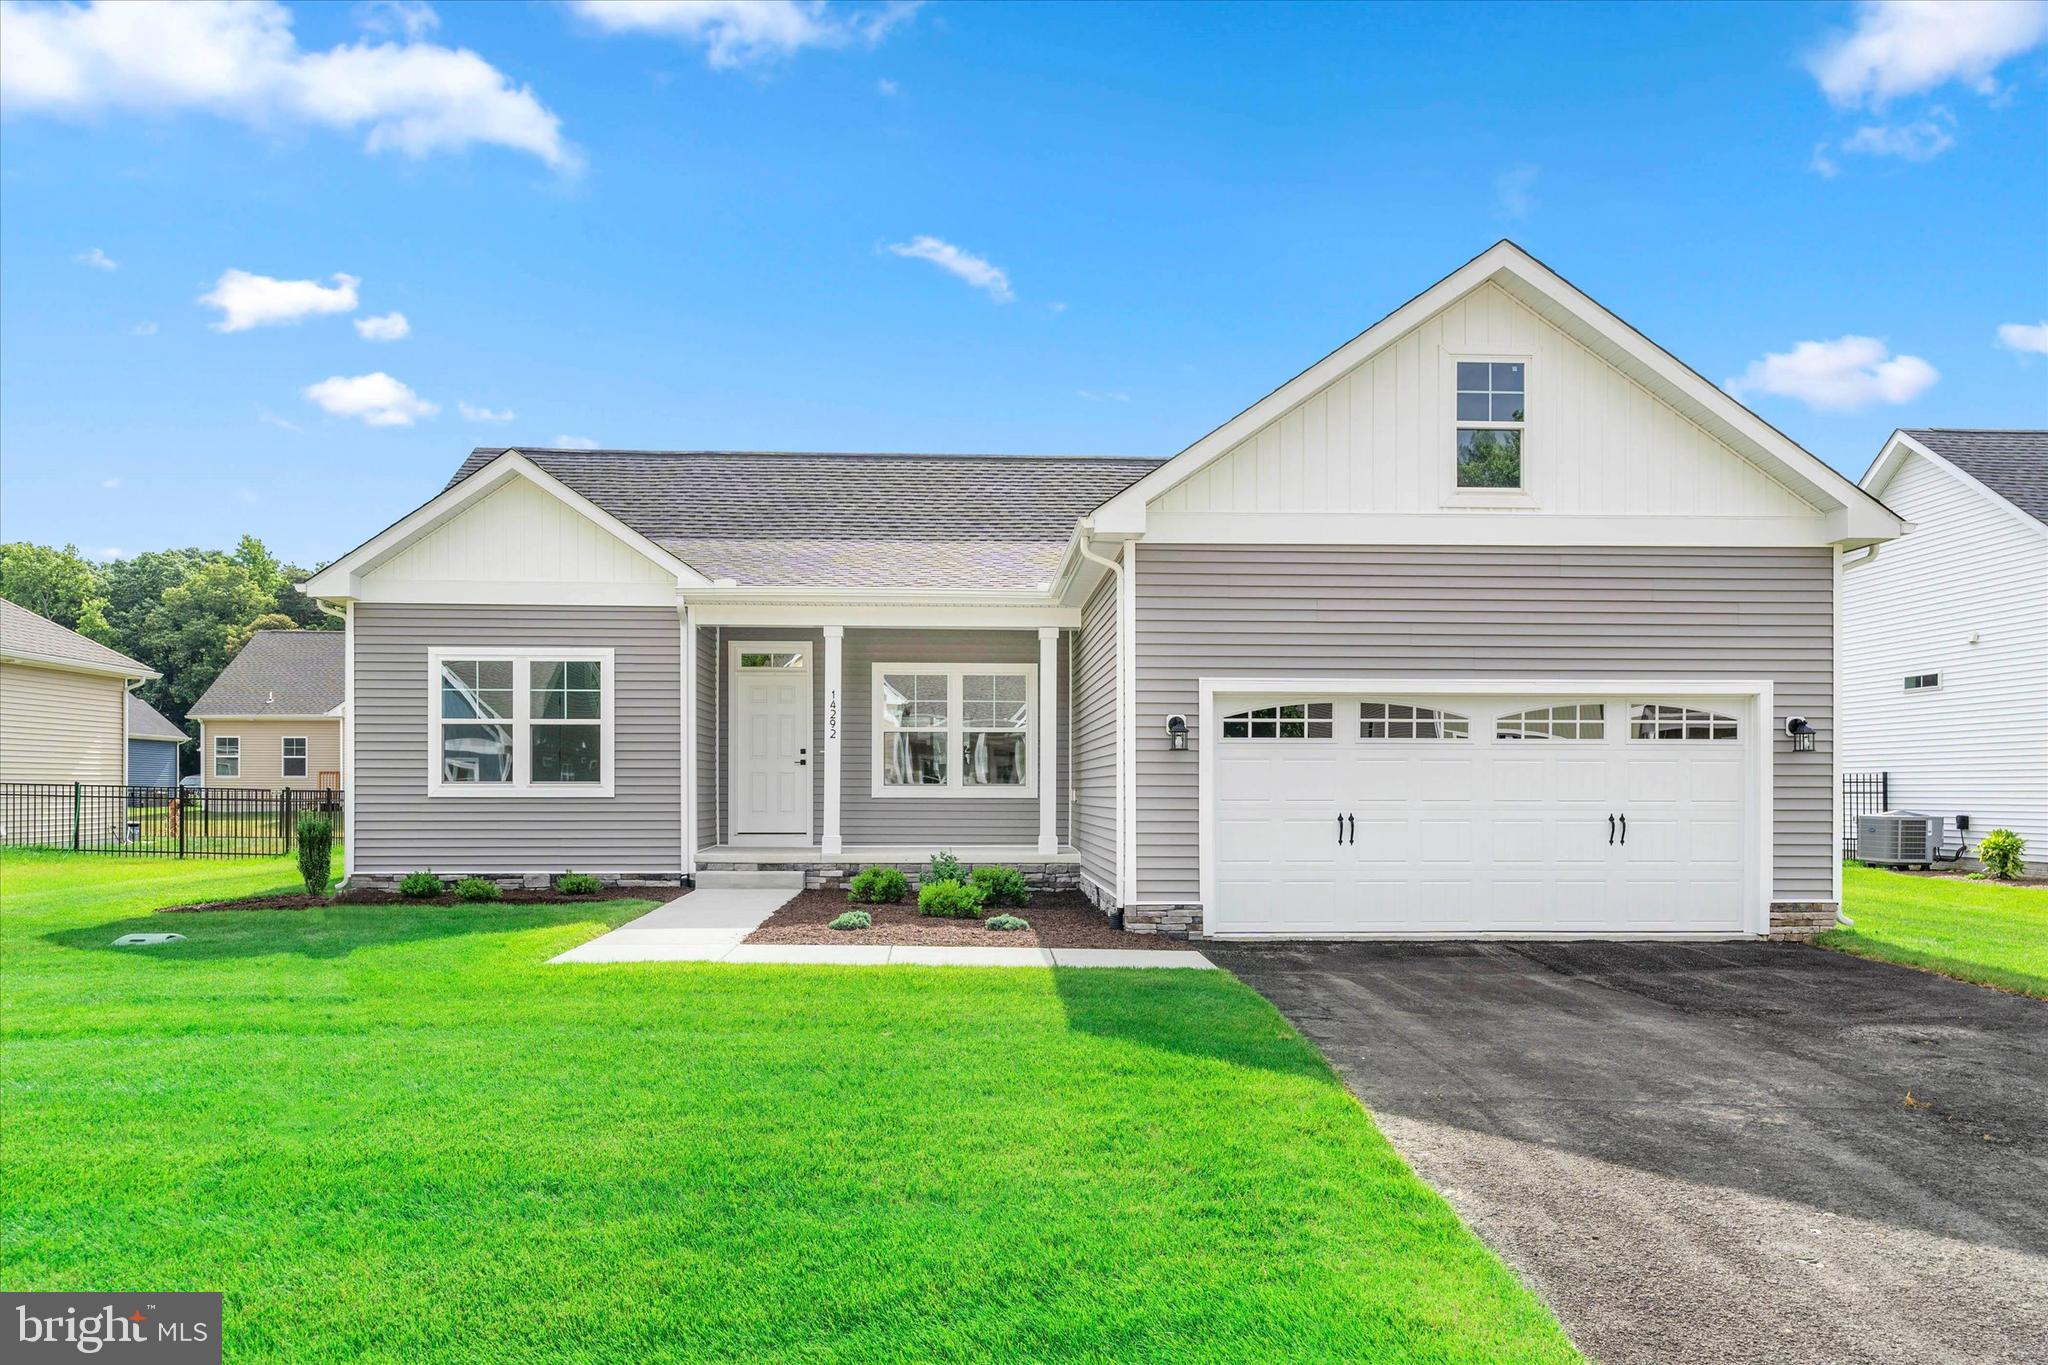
[1902, 672, 1942, 693]
[1442, 350, 1535, 508]
[870, 661, 1038, 798]
[281, 735, 309, 779]
[212, 734, 240, 779]
[425, 647, 616, 798]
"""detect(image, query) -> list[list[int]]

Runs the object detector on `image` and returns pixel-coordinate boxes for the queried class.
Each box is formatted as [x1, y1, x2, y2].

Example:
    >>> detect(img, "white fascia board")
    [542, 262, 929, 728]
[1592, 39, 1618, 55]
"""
[689, 600, 1081, 629]
[0, 650, 157, 682]
[1145, 511, 1845, 548]
[1863, 431, 2048, 544]
[301, 450, 709, 599]
[185, 712, 342, 722]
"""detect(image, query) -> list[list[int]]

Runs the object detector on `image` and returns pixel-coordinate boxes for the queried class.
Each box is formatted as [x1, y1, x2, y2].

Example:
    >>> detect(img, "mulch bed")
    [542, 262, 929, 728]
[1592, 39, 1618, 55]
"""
[156, 887, 679, 914]
[744, 888, 1182, 949]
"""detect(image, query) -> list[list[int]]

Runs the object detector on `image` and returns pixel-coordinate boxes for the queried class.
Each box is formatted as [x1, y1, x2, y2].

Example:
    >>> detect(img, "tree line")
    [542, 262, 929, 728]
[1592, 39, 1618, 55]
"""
[0, 538, 337, 772]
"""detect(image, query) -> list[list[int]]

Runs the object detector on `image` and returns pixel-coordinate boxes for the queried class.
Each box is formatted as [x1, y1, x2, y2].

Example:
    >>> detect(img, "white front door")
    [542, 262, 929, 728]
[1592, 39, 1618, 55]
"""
[1209, 692, 1753, 936]
[731, 643, 812, 838]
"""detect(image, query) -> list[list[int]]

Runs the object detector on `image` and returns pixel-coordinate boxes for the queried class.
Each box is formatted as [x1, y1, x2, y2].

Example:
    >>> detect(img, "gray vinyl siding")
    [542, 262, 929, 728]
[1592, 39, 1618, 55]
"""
[1073, 577, 1119, 892]
[353, 604, 682, 873]
[1132, 545, 1835, 904]
[837, 629, 1069, 847]
[694, 626, 719, 849]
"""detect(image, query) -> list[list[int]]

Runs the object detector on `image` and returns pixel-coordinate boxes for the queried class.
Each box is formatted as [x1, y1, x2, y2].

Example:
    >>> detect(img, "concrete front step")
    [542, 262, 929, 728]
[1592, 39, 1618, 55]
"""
[694, 869, 807, 891]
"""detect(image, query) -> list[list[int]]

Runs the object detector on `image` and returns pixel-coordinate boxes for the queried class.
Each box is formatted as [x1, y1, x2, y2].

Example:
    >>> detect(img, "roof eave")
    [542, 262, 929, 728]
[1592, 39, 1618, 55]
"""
[0, 649, 157, 682]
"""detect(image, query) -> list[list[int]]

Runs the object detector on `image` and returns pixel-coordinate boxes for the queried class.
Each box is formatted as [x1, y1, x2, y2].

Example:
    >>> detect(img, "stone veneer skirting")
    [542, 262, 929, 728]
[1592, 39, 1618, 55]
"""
[1767, 901, 1841, 941]
[697, 859, 1082, 895]
[347, 872, 683, 893]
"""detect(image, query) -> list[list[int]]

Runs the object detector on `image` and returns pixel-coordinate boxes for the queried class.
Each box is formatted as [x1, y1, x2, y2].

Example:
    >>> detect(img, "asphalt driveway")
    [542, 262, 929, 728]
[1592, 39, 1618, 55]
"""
[1206, 940, 2048, 1365]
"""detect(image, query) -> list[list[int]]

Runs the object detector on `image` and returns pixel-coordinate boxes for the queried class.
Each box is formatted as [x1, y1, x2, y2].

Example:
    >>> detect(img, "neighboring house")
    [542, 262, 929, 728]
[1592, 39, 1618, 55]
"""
[303, 241, 1903, 938]
[187, 630, 346, 790]
[126, 693, 189, 787]
[1842, 429, 2048, 861]
[0, 599, 160, 844]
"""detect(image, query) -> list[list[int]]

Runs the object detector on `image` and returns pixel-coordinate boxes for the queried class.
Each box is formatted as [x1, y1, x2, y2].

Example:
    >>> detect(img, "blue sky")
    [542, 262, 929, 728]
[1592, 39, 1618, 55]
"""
[3, 0, 2044, 567]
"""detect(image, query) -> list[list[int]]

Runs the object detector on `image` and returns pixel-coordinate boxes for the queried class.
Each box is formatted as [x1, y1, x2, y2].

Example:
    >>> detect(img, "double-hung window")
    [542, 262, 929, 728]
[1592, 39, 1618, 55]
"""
[874, 664, 1036, 796]
[428, 648, 613, 795]
[212, 735, 239, 779]
[281, 736, 308, 778]
[1453, 359, 1527, 491]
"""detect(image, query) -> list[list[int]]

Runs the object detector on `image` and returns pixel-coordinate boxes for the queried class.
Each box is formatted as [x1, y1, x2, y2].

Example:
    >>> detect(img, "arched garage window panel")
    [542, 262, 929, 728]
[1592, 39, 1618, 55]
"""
[1360, 702, 1470, 740]
[1221, 702, 1334, 740]
[1496, 703, 1605, 741]
[1631, 704, 1738, 741]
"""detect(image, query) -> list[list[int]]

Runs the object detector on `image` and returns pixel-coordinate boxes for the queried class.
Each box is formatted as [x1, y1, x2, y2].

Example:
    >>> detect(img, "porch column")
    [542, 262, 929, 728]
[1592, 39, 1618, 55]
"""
[1038, 627, 1059, 855]
[821, 626, 843, 857]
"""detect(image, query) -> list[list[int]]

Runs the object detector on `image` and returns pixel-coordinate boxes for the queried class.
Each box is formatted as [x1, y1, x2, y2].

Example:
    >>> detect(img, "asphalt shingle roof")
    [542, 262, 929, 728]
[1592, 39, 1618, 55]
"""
[1905, 429, 2048, 526]
[0, 599, 156, 677]
[446, 448, 1164, 589]
[187, 630, 345, 718]
[127, 693, 189, 742]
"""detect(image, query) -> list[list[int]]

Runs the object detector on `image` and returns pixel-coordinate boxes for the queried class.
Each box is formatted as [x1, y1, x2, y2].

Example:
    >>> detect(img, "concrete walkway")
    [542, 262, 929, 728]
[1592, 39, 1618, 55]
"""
[550, 890, 1215, 969]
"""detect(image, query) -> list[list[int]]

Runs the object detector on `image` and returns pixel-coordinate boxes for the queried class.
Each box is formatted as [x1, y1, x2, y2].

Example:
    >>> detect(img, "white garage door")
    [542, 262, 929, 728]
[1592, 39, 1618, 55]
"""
[1209, 693, 1752, 936]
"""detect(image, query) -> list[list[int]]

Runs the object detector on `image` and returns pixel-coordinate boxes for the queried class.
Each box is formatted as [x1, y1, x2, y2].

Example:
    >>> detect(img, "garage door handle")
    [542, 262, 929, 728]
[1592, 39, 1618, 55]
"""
[1337, 813, 1345, 846]
[1609, 814, 1616, 845]
[1619, 813, 1627, 846]
[1348, 813, 1355, 844]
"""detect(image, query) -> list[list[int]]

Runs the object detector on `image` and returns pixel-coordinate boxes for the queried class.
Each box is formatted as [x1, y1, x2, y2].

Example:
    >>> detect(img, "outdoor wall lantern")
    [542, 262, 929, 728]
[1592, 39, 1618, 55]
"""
[1784, 715, 1816, 752]
[1166, 714, 1189, 750]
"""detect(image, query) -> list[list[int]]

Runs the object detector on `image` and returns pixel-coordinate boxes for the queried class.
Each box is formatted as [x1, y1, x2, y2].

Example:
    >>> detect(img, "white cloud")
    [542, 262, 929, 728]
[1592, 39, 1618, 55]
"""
[1077, 389, 1130, 403]
[100, 477, 121, 489]
[355, 1, 439, 41]
[355, 310, 410, 341]
[303, 371, 438, 426]
[458, 400, 516, 422]
[1494, 164, 1539, 220]
[0, 0, 576, 170]
[1840, 113, 1956, 161]
[200, 269, 359, 331]
[1997, 321, 2048, 355]
[876, 77, 898, 96]
[256, 406, 301, 432]
[1808, 0, 2048, 108]
[1808, 142, 1840, 178]
[552, 433, 600, 449]
[129, 321, 157, 336]
[73, 246, 117, 270]
[569, 0, 921, 70]
[1726, 335, 1939, 412]
[885, 235, 1013, 302]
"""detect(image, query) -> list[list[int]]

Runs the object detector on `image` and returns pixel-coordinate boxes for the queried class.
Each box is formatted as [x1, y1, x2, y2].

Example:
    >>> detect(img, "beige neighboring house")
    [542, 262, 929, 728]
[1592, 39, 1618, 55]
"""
[187, 630, 346, 790]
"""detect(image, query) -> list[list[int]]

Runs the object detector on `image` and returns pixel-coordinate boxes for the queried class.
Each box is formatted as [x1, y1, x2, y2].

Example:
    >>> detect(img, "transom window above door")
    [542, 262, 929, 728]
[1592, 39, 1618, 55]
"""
[1221, 702, 1334, 740]
[429, 649, 613, 795]
[1496, 703, 1604, 740]
[874, 664, 1036, 796]
[1454, 360, 1526, 490]
[1360, 702, 1469, 740]
[1631, 704, 1737, 741]
[739, 650, 805, 669]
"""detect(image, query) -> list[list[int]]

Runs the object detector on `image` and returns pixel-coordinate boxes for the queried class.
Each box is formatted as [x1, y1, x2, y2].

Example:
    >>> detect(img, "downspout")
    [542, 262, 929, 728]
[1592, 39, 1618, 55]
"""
[1076, 533, 1127, 916]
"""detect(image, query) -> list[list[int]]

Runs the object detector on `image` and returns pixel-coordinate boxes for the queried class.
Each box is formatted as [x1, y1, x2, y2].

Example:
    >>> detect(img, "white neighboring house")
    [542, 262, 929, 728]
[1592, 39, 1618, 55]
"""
[1842, 429, 2048, 861]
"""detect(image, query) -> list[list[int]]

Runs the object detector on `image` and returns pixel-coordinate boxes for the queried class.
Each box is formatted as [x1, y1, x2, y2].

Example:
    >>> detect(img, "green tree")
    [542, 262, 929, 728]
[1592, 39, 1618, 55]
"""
[0, 542, 113, 641]
[132, 558, 275, 714]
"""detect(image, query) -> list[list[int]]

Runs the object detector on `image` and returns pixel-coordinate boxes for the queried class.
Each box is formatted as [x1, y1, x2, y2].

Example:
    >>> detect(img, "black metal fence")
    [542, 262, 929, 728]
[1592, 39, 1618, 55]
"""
[0, 783, 344, 858]
[1842, 770, 1889, 858]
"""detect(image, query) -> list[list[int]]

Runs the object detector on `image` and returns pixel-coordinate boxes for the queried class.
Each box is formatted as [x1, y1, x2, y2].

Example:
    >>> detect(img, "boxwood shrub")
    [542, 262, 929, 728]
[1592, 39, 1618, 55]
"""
[847, 865, 909, 904]
[968, 865, 1031, 908]
[398, 871, 444, 899]
[555, 872, 605, 896]
[917, 878, 986, 919]
[455, 877, 502, 903]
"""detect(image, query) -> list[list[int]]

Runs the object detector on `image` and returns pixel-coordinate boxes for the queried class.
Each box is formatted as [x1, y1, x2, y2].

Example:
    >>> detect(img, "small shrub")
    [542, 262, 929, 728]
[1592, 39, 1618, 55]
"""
[985, 914, 1029, 932]
[1978, 828, 2027, 879]
[555, 872, 605, 896]
[398, 870, 444, 899]
[455, 877, 502, 903]
[847, 865, 909, 904]
[918, 878, 986, 919]
[830, 910, 873, 932]
[968, 864, 1031, 908]
[295, 813, 333, 897]
[927, 850, 965, 884]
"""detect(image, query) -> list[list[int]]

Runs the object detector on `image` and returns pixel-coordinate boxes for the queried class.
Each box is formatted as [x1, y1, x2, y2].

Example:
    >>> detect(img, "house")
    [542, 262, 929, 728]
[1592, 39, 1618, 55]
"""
[1842, 429, 2047, 861]
[303, 241, 1904, 938]
[187, 630, 346, 790]
[126, 693, 189, 787]
[1, 599, 160, 844]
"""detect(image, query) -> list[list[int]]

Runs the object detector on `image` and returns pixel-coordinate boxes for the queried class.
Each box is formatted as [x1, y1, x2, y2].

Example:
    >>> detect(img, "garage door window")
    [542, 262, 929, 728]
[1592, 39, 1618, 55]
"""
[1631, 704, 1737, 741]
[1222, 702, 1333, 740]
[1359, 702, 1469, 739]
[1496, 703, 1605, 740]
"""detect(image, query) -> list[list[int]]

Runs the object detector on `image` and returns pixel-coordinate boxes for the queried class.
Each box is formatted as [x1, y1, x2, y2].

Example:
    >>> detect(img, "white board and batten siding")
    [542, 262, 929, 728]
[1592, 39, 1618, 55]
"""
[1842, 451, 2048, 852]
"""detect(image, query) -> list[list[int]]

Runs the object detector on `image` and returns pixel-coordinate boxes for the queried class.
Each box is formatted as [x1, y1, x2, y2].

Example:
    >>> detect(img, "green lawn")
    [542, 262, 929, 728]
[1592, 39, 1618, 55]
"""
[1823, 863, 2048, 998]
[1, 851, 1573, 1363]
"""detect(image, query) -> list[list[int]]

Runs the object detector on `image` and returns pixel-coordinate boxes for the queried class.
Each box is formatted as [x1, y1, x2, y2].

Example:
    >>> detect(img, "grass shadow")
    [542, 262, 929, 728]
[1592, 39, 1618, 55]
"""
[1048, 963, 1334, 1079]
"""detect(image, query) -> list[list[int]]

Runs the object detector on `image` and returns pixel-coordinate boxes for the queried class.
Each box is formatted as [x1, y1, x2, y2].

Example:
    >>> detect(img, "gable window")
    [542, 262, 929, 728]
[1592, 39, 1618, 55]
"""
[1903, 673, 1940, 692]
[212, 735, 239, 779]
[281, 736, 308, 779]
[1497, 704, 1605, 740]
[1222, 702, 1334, 739]
[1361, 702, 1469, 739]
[874, 664, 1036, 796]
[1631, 704, 1737, 741]
[1454, 360, 1525, 489]
[428, 649, 613, 795]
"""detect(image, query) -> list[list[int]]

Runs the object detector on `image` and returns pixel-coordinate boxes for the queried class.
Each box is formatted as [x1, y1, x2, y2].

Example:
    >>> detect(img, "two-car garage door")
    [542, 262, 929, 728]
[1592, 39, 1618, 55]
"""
[1208, 693, 1754, 936]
